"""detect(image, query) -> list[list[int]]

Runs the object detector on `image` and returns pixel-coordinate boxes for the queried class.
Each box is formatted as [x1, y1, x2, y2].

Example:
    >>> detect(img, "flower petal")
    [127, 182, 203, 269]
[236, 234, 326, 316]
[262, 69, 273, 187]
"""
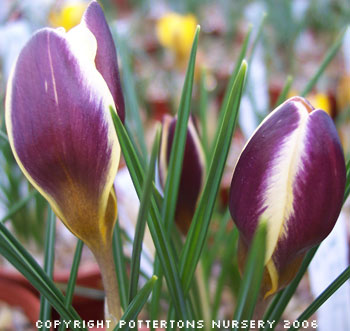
[229, 96, 346, 295]
[83, 1, 125, 123]
[5, 28, 120, 247]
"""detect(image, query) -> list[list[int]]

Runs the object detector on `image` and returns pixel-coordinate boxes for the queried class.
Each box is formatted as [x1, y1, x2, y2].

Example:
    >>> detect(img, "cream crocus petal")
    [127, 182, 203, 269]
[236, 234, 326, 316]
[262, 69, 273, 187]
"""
[5, 25, 120, 250]
[159, 115, 205, 234]
[229, 96, 346, 297]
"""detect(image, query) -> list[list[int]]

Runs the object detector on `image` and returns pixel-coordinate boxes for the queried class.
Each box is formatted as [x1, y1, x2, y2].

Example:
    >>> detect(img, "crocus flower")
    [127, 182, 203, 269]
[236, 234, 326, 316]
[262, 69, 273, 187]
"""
[156, 12, 197, 66]
[6, 0, 124, 324]
[159, 115, 205, 234]
[50, 1, 88, 31]
[229, 96, 346, 298]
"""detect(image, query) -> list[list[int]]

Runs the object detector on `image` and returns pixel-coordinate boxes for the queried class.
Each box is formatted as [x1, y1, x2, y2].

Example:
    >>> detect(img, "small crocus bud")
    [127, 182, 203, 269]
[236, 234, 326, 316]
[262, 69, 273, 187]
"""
[6, 1, 124, 324]
[159, 115, 205, 235]
[229, 96, 346, 298]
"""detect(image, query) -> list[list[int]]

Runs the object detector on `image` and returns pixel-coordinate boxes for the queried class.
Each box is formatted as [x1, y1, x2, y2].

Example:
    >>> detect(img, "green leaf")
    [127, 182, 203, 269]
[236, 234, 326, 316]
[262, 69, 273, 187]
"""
[112, 30, 147, 161]
[288, 266, 350, 331]
[58, 239, 84, 331]
[0, 222, 84, 330]
[162, 26, 200, 233]
[0, 190, 38, 223]
[113, 222, 129, 311]
[301, 28, 346, 97]
[110, 108, 189, 322]
[212, 26, 252, 152]
[274, 75, 294, 108]
[114, 276, 158, 331]
[0, 130, 9, 143]
[39, 208, 56, 330]
[212, 227, 239, 320]
[199, 67, 210, 163]
[232, 221, 267, 331]
[128, 127, 160, 302]
[179, 60, 247, 294]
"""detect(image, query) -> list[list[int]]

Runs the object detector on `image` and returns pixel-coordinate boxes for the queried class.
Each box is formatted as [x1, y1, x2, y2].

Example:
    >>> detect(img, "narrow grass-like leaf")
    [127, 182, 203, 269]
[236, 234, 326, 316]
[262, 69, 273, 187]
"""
[0, 130, 9, 143]
[301, 28, 346, 97]
[343, 159, 350, 203]
[203, 210, 231, 278]
[199, 67, 210, 163]
[110, 108, 189, 322]
[114, 276, 158, 331]
[58, 239, 84, 331]
[129, 128, 160, 302]
[0, 223, 84, 330]
[212, 228, 239, 320]
[212, 27, 252, 152]
[39, 208, 56, 329]
[150, 260, 163, 329]
[148, 27, 199, 325]
[113, 31, 147, 160]
[113, 222, 129, 311]
[262, 246, 318, 330]
[232, 222, 267, 331]
[162, 26, 200, 233]
[287, 266, 350, 331]
[0, 190, 38, 223]
[179, 61, 247, 293]
[274, 75, 294, 108]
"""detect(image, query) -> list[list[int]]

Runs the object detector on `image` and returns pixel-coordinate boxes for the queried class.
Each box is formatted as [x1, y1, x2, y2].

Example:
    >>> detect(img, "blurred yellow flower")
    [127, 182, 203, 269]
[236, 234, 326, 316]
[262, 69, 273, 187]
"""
[288, 89, 331, 115]
[308, 93, 331, 115]
[156, 12, 197, 64]
[50, 1, 87, 31]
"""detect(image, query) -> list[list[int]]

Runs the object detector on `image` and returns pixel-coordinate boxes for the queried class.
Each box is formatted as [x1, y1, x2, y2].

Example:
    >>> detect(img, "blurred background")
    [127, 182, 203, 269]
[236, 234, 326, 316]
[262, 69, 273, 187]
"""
[0, 0, 349, 330]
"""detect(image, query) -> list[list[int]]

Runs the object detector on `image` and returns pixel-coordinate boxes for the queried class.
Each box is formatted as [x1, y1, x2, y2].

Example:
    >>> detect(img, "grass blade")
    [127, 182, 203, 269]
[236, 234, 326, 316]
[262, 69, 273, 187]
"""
[113, 32, 147, 160]
[0, 222, 84, 330]
[128, 127, 160, 302]
[114, 276, 158, 331]
[301, 28, 346, 97]
[0, 130, 9, 143]
[274, 75, 294, 108]
[288, 266, 350, 331]
[58, 239, 84, 331]
[0, 190, 38, 223]
[110, 108, 189, 322]
[39, 208, 56, 329]
[212, 26, 252, 152]
[113, 222, 129, 311]
[212, 228, 239, 320]
[199, 67, 210, 163]
[179, 60, 247, 293]
[162, 26, 200, 233]
[232, 222, 267, 331]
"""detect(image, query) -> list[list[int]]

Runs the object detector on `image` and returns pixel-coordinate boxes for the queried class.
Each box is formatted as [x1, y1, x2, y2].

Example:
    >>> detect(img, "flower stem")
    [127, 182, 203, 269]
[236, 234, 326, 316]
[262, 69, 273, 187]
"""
[94, 245, 122, 330]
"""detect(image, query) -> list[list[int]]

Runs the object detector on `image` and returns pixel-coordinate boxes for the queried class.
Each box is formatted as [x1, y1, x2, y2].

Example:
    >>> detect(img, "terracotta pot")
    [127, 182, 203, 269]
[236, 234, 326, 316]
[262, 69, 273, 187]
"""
[0, 263, 104, 327]
[0, 277, 41, 327]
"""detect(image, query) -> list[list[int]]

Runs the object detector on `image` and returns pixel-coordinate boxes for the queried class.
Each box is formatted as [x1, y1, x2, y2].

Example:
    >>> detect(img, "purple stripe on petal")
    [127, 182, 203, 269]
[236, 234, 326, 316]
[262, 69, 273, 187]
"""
[229, 99, 303, 244]
[273, 109, 346, 273]
[7, 28, 118, 231]
[83, 1, 125, 123]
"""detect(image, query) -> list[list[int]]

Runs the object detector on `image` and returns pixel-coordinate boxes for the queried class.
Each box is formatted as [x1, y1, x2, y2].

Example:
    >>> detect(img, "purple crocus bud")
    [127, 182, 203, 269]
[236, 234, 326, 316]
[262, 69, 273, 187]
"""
[5, 1, 123, 251]
[159, 115, 205, 235]
[229, 96, 346, 298]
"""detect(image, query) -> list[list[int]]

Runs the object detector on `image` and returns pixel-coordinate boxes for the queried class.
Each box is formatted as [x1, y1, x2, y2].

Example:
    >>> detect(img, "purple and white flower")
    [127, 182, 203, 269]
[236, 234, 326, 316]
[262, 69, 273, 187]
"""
[229, 96, 346, 297]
